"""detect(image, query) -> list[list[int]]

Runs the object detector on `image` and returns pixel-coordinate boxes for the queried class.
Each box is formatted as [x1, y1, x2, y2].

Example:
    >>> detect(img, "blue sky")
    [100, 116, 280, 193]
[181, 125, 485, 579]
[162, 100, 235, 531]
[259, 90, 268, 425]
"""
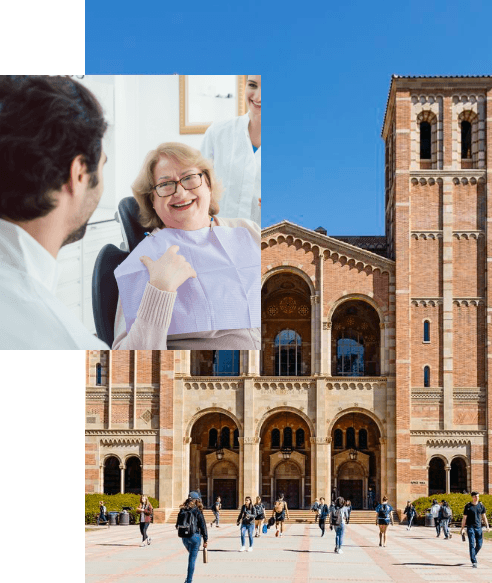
[86, 0, 492, 236]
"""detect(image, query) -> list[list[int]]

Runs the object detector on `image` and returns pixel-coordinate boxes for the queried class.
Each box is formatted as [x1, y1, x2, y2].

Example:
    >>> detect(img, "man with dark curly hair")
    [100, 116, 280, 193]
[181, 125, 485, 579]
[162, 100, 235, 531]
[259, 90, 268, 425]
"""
[0, 75, 109, 348]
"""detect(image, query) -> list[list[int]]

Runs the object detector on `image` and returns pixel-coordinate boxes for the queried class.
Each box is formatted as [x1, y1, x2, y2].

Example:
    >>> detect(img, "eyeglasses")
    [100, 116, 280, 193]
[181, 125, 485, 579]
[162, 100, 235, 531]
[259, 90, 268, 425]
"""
[153, 173, 203, 197]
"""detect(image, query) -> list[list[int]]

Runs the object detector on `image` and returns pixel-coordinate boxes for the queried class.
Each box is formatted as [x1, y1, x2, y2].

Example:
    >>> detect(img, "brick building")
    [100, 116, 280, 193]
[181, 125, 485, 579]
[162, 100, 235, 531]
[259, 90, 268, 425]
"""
[86, 76, 492, 513]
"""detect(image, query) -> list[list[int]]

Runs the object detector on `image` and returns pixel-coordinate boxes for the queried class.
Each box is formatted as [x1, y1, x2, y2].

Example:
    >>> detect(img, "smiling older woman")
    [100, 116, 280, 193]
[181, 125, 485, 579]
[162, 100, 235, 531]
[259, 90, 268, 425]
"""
[112, 142, 260, 350]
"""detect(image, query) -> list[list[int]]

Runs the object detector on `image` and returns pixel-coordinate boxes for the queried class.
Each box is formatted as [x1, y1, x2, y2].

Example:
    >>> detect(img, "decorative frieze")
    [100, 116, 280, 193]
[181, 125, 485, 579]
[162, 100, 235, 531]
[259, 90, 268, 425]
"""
[86, 429, 158, 436]
[326, 379, 387, 391]
[185, 380, 242, 391]
[411, 231, 443, 240]
[411, 387, 442, 400]
[254, 380, 314, 393]
[411, 298, 443, 307]
[452, 298, 485, 307]
[100, 438, 143, 446]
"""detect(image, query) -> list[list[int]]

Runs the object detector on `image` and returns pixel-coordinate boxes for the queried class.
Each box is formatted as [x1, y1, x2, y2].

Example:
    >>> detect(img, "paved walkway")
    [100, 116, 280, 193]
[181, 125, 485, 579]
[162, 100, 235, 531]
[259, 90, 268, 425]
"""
[86, 523, 492, 582]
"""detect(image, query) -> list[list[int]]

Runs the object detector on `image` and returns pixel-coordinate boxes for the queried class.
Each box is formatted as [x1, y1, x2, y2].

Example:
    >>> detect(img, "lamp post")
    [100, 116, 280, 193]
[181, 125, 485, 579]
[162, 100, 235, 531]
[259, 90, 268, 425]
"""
[348, 411, 358, 461]
[280, 411, 293, 460]
[215, 412, 225, 460]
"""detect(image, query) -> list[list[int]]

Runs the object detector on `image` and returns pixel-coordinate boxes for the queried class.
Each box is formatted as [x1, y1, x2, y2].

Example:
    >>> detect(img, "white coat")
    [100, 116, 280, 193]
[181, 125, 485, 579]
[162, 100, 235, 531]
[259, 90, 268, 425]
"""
[201, 112, 261, 226]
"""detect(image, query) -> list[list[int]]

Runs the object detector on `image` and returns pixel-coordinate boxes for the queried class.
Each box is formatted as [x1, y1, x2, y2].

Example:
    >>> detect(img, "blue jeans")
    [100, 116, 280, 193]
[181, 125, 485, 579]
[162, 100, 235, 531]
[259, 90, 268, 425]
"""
[240, 523, 254, 547]
[182, 533, 201, 583]
[435, 518, 441, 536]
[467, 527, 483, 564]
[212, 510, 219, 525]
[441, 518, 450, 538]
[335, 523, 345, 549]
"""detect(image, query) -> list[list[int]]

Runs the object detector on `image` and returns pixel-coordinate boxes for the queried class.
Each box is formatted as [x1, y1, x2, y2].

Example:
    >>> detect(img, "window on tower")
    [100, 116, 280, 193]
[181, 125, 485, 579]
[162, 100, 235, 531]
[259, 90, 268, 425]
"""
[423, 321, 430, 343]
[420, 122, 432, 159]
[96, 363, 102, 385]
[424, 366, 430, 388]
[461, 120, 472, 159]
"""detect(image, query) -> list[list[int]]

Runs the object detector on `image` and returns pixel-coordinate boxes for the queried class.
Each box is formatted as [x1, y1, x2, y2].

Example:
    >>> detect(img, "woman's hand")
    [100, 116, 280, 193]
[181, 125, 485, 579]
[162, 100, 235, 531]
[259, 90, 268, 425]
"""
[203, 541, 208, 548]
[140, 245, 196, 292]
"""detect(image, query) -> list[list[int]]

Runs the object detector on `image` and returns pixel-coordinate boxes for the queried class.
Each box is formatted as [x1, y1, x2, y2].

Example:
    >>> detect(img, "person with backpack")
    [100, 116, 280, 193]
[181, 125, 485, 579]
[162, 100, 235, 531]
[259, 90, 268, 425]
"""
[137, 495, 153, 547]
[439, 500, 452, 539]
[330, 496, 348, 553]
[97, 501, 108, 526]
[403, 501, 417, 530]
[254, 496, 266, 537]
[176, 491, 208, 583]
[272, 493, 290, 537]
[375, 495, 394, 547]
[345, 500, 352, 524]
[210, 496, 221, 528]
[311, 498, 320, 523]
[460, 491, 490, 568]
[318, 497, 329, 536]
[237, 496, 257, 551]
[430, 499, 441, 537]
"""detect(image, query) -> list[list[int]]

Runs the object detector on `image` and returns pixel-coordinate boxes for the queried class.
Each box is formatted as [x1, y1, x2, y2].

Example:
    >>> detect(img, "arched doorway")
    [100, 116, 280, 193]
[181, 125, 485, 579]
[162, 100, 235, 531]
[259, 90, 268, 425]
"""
[331, 300, 381, 376]
[104, 456, 120, 494]
[275, 461, 301, 509]
[337, 461, 365, 509]
[428, 457, 446, 495]
[124, 456, 142, 494]
[262, 272, 312, 375]
[211, 460, 238, 509]
[331, 411, 381, 508]
[450, 457, 467, 493]
[189, 411, 240, 508]
[259, 410, 312, 508]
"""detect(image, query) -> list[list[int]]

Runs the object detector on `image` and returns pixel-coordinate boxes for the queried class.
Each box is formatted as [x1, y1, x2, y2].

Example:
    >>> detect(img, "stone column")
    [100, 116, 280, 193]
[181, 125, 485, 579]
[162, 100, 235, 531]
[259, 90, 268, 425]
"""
[247, 350, 260, 376]
[238, 438, 244, 504]
[242, 378, 259, 501]
[379, 438, 387, 498]
[380, 323, 386, 376]
[327, 437, 332, 500]
[301, 476, 305, 508]
[133, 351, 137, 428]
[120, 463, 125, 494]
[311, 294, 320, 375]
[207, 476, 212, 508]
[445, 465, 451, 494]
[99, 464, 104, 494]
[324, 322, 331, 376]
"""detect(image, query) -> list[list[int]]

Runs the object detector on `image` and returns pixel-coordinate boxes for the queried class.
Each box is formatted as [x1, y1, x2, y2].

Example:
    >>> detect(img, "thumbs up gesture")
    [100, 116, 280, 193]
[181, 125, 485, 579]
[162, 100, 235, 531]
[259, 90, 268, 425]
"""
[140, 245, 196, 292]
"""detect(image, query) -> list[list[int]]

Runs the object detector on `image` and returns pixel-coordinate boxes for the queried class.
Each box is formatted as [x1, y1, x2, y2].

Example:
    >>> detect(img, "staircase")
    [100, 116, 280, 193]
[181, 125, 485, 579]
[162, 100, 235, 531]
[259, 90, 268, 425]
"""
[166, 509, 399, 525]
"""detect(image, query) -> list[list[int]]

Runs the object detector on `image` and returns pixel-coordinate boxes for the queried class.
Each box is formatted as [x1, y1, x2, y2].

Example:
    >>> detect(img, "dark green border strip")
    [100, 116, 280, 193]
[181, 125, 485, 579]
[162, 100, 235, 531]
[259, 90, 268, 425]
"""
[0, 0, 85, 75]
[0, 350, 85, 583]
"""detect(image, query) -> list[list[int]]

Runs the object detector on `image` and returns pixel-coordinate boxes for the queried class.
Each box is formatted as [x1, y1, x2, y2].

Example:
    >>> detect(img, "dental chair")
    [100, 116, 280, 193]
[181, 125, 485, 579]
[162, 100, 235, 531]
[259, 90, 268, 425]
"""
[118, 196, 147, 253]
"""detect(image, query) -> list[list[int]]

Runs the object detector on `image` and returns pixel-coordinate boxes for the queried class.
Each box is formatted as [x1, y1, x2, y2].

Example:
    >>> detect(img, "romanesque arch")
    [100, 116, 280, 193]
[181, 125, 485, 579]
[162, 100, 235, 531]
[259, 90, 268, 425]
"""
[103, 455, 121, 495]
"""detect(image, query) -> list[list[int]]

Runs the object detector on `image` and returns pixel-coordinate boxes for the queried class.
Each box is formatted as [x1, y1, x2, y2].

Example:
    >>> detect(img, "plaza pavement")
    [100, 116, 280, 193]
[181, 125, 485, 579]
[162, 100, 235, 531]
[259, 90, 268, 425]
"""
[86, 522, 492, 583]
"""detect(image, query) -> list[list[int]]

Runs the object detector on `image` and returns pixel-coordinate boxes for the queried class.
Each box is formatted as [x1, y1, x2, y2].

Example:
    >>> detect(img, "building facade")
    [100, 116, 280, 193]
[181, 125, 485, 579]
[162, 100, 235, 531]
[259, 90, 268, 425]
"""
[85, 76, 492, 512]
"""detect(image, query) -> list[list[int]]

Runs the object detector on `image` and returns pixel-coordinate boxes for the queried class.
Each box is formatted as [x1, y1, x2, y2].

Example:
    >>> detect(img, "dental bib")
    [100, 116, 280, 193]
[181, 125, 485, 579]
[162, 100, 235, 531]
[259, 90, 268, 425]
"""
[114, 225, 260, 335]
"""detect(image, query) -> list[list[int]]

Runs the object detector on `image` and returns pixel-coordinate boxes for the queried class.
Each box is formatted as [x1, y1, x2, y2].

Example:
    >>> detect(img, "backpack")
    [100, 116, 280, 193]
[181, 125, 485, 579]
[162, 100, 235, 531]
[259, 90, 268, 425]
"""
[331, 507, 343, 526]
[442, 505, 452, 519]
[320, 505, 329, 520]
[378, 504, 390, 520]
[176, 508, 198, 538]
[274, 501, 284, 513]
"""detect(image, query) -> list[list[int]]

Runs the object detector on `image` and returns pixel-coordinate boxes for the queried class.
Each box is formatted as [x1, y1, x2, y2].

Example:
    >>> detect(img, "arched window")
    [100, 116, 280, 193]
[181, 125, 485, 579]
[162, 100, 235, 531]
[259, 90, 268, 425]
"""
[424, 366, 430, 388]
[208, 428, 218, 448]
[346, 427, 356, 448]
[103, 456, 120, 495]
[124, 457, 142, 494]
[271, 428, 280, 448]
[221, 426, 230, 449]
[212, 351, 240, 376]
[450, 458, 467, 492]
[420, 121, 432, 159]
[337, 336, 364, 376]
[233, 429, 239, 449]
[283, 427, 293, 448]
[96, 363, 102, 385]
[296, 428, 305, 448]
[423, 321, 430, 342]
[359, 429, 368, 449]
[428, 457, 446, 495]
[334, 429, 343, 449]
[461, 120, 472, 159]
[275, 330, 302, 375]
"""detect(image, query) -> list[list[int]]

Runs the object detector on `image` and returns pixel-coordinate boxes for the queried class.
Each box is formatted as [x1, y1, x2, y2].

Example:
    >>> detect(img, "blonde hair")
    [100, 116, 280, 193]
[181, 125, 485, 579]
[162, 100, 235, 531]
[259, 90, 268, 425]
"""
[255, 496, 261, 504]
[132, 142, 223, 230]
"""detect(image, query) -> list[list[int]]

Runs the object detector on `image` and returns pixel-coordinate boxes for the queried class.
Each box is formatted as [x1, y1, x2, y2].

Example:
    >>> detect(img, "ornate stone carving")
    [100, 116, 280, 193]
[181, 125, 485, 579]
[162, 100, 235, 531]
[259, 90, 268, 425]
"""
[243, 437, 260, 445]
[86, 429, 157, 436]
[100, 438, 143, 446]
[426, 439, 470, 447]
[452, 298, 485, 307]
[326, 379, 387, 391]
[183, 436, 192, 445]
[411, 298, 443, 307]
[185, 380, 242, 391]
[452, 232, 484, 240]
[410, 232, 443, 240]
[141, 410, 152, 423]
[254, 380, 315, 393]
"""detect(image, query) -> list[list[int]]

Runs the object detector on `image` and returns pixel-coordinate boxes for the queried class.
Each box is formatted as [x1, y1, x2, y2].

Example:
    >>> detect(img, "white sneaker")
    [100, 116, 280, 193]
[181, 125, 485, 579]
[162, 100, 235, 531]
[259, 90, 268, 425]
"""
[338, 549, 343, 554]
[247, 547, 253, 552]
[239, 546, 246, 552]
[140, 541, 147, 547]
[147, 538, 151, 545]
[280, 533, 283, 537]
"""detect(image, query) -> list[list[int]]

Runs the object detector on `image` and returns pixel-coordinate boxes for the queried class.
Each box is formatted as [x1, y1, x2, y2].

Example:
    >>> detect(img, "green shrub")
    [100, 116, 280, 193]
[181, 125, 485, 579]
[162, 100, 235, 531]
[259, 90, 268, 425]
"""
[411, 493, 492, 524]
[85, 493, 159, 525]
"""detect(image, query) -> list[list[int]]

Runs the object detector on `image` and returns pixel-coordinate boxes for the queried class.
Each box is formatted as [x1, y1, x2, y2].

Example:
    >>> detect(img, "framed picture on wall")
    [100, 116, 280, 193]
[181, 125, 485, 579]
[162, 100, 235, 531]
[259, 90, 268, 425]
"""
[179, 75, 248, 134]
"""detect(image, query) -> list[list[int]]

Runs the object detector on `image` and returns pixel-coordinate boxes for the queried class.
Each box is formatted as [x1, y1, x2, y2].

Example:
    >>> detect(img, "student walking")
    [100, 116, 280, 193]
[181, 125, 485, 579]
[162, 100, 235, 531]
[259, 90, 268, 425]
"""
[403, 501, 417, 530]
[97, 501, 108, 526]
[254, 496, 265, 537]
[430, 499, 441, 537]
[237, 496, 257, 551]
[375, 496, 394, 547]
[318, 497, 329, 536]
[137, 495, 153, 546]
[272, 493, 290, 537]
[345, 500, 352, 524]
[176, 491, 208, 583]
[210, 497, 221, 528]
[330, 496, 349, 553]
[311, 498, 320, 523]
[439, 500, 453, 539]
[460, 491, 490, 568]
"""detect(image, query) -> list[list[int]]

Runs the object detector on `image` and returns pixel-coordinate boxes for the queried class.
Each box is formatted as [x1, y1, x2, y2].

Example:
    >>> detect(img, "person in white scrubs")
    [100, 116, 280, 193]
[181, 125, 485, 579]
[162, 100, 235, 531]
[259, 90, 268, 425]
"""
[201, 75, 261, 226]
